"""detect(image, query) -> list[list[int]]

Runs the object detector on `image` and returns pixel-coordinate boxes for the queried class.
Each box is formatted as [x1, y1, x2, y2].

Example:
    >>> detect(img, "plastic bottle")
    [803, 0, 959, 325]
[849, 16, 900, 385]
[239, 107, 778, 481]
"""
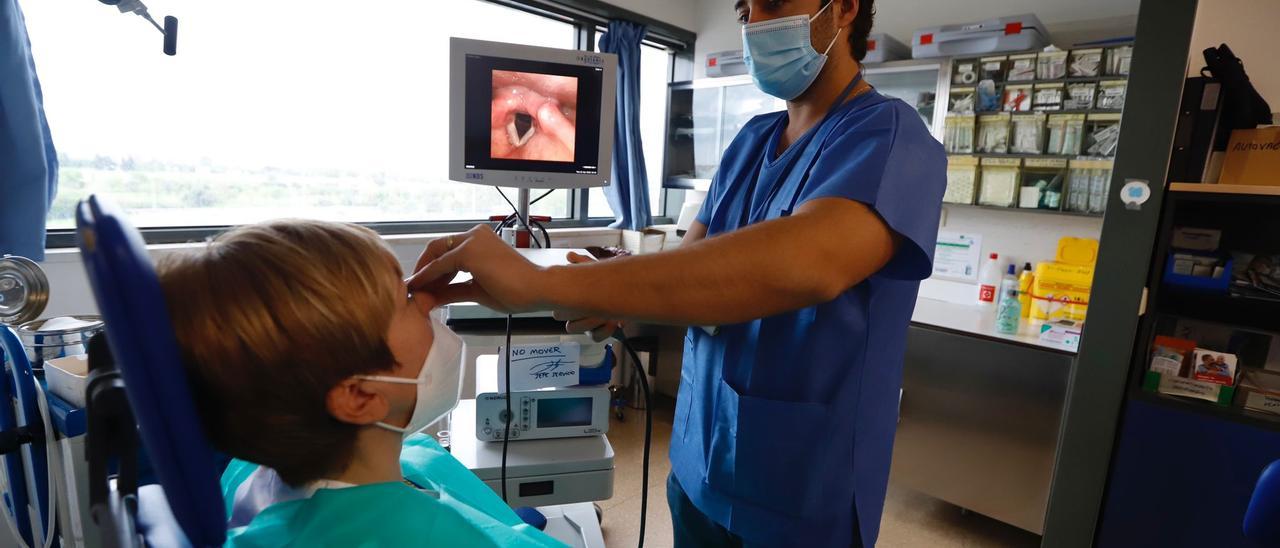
[997, 264, 1019, 308]
[977, 253, 1001, 307]
[1018, 262, 1035, 318]
[996, 269, 1022, 335]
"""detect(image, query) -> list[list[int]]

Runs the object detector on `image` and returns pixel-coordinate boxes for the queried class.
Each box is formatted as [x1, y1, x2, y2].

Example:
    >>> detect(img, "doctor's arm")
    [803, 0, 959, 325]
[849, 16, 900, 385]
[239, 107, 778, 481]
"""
[557, 220, 709, 340]
[410, 198, 896, 326]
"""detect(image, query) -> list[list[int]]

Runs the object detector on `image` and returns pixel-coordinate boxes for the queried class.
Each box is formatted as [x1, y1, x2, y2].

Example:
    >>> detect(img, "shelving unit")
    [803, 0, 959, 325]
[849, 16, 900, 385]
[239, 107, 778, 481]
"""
[1156, 287, 1280, 333]
[662, 59, 949, 192]
[1132, 390, 1280, 433]
[944, 202, 1103, 218]
[1124, 187, 1280, 429]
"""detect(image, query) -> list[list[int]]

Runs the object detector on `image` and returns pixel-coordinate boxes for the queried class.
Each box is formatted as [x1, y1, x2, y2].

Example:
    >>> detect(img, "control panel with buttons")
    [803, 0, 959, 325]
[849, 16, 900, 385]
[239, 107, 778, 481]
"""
[475, 385, 610, 442]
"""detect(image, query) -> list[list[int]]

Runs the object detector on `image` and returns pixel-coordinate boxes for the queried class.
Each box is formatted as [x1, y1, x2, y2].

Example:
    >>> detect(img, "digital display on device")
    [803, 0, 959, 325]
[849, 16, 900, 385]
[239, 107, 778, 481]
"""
[537, 397, 594, 428]
[463, 55, 604, 175]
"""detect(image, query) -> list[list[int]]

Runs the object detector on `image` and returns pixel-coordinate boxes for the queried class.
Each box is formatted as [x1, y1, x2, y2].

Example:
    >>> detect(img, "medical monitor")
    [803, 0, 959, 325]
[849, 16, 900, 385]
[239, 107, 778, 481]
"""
[449, 37, 617, 189]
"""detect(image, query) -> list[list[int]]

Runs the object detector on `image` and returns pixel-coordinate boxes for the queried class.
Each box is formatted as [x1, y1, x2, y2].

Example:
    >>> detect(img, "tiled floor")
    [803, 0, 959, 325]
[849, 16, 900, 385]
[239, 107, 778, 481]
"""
[600, 397, 1040, 548]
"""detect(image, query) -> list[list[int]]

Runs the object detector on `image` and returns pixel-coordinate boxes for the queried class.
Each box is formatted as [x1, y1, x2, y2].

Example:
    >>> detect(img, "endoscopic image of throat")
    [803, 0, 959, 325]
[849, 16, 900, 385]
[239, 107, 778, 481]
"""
[490, 70, 578, 162]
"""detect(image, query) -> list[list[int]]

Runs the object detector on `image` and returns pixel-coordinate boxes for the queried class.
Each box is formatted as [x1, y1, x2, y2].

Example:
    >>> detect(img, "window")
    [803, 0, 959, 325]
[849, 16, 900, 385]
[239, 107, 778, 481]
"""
[588, 38, 673, 220]
[26, 0, 579, 230]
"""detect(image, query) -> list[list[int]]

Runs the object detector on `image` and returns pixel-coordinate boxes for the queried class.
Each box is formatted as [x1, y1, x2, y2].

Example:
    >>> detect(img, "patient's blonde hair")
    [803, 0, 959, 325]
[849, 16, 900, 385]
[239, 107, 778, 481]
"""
[157, 219, 402, 486]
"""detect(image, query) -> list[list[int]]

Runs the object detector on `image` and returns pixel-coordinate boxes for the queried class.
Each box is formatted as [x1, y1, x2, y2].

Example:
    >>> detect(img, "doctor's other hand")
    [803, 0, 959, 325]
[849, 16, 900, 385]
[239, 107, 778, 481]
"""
[553, 251, 623, 342]
[406, 226, 546, 313]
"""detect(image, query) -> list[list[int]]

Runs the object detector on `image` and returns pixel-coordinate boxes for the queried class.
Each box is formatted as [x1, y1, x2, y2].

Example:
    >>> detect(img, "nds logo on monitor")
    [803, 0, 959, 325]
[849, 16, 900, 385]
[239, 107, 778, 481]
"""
[466, 172, 485, 181]
[577, 53, 604, 66]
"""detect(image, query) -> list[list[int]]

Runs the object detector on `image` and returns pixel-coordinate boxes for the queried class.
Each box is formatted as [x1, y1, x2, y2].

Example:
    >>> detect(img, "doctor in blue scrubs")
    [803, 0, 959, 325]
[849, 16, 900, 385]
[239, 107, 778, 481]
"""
[410, 0, 946, 544]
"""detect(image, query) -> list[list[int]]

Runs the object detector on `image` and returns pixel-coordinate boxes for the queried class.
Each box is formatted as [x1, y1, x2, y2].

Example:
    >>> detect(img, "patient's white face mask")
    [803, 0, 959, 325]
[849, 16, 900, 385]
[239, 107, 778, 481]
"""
[358, 311, 464, 436]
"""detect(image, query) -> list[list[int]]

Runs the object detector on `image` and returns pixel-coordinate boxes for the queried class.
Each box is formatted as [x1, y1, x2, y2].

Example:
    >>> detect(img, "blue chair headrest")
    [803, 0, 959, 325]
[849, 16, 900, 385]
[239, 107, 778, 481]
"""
[514, 507, 548, 531]
[75, 195, 226, 546]
[1245, 459, 1280, 545]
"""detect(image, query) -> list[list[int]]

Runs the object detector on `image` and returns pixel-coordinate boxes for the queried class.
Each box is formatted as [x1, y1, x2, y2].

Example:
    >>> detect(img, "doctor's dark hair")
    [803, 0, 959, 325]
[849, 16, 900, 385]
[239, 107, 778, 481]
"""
[824, 0, 876, 62]
[157, 220, 402, 486]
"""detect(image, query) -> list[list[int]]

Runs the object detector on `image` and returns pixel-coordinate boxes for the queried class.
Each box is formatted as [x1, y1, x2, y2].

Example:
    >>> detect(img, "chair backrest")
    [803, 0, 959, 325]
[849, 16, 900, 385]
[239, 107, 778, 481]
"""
[75, 196, 226, 547]
[0, 327, 43, 546]
[1245, 459, 1280, 545]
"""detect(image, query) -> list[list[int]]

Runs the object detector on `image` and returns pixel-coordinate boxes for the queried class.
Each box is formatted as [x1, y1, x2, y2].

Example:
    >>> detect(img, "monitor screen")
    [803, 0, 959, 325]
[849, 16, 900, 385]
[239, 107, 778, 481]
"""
[537, 397, 594, 428]
[450, 38, 616, 189]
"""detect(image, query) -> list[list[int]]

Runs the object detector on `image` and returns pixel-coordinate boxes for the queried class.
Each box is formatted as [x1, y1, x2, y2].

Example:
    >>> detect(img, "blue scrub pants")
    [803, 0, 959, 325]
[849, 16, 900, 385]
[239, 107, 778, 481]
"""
[667, 473, 745, 548]
[667, 472, 865, 547]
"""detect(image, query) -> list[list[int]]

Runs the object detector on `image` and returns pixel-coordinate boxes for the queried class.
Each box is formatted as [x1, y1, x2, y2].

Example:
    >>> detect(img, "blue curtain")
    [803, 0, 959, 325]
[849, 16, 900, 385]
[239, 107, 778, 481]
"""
[1, 0, 57, 261]
[597, 20, 652, 230]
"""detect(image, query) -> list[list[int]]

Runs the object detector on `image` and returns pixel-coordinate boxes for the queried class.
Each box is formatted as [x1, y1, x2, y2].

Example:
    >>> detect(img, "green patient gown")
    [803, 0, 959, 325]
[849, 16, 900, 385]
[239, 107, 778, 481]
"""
[219, 434, 564, 547]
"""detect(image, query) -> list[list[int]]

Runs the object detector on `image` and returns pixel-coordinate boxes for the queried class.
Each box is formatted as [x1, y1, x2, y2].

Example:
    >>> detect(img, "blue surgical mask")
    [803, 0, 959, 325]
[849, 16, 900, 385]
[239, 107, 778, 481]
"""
[741, 1, 843, 101]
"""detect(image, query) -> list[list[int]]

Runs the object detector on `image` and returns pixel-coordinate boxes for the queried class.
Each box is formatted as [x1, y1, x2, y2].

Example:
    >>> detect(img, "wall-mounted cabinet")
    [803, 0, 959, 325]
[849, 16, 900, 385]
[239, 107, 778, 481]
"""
[663, 59, 948, 192]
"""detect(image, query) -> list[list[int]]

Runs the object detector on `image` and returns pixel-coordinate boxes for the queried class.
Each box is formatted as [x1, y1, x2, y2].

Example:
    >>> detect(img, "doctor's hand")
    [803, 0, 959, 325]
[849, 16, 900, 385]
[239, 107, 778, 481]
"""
[553, 252, 624, 342]
[406, 226, 546, 313]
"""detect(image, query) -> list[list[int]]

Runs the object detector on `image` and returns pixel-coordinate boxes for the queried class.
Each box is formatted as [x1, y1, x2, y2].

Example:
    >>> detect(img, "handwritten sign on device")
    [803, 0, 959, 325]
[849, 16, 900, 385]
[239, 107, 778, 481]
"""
[497, 342, 581, 392]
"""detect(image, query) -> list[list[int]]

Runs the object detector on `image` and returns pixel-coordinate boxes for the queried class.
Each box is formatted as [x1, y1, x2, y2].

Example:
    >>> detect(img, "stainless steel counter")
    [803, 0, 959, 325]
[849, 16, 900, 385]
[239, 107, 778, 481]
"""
[889, 324, 1074, 534]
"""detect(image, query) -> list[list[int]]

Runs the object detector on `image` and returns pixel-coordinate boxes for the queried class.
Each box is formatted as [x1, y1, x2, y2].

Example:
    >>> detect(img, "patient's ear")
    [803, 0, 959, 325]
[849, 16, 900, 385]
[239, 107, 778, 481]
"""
[326, 379, 388, 426]
[410, 290, 439, 317]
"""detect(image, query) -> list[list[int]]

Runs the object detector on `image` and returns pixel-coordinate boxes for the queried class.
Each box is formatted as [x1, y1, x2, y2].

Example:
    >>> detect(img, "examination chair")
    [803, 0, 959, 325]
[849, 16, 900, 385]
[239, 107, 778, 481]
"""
[76, 195, 226, 547]
[0, 326, 55, 547]
[1245, 459, 1280, 546]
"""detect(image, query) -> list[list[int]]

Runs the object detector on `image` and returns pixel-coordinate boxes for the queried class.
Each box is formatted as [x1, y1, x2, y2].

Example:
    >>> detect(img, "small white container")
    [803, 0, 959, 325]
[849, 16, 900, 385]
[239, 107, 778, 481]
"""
[46, 354, 89, 408]
[912, 14, 1048, 59]
[863, 33, 910, 64]
[622, 229, 666, 255]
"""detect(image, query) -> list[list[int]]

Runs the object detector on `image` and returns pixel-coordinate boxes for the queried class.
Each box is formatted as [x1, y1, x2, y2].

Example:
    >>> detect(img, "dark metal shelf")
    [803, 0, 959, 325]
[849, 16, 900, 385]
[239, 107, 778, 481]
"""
[1169, 183, 1280, 202]
[950, 152, 1117, 161]
[1131, 389, 1280, 433]
[1156, 286, 1280, 333]
[957, 75, 1130, 88]
[949, 108, 1125, 117]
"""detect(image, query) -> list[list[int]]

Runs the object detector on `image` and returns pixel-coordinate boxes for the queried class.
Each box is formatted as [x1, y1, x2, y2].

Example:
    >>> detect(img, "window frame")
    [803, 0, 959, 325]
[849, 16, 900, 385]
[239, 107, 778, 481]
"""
[42, 0, 694, 247]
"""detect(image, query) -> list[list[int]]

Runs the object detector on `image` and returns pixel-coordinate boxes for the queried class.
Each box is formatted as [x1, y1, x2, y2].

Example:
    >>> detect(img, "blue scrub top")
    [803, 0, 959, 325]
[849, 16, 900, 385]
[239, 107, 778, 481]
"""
[670, 88, 946, 547]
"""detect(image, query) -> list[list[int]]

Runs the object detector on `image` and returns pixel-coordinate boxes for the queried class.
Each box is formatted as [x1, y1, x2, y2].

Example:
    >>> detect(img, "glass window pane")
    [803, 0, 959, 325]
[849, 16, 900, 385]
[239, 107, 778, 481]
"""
[865, 68, 939, 131]
[588, 41, 672, 219]
[588, 186, 612, 218]
[639, 45, 672, 217]
[25, 0, 576, 229]
[721, 84, 786, 157]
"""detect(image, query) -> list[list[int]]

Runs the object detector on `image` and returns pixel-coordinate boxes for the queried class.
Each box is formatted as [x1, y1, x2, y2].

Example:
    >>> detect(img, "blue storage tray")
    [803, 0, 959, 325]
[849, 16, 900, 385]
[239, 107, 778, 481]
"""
[1163, 254, 1232, 293]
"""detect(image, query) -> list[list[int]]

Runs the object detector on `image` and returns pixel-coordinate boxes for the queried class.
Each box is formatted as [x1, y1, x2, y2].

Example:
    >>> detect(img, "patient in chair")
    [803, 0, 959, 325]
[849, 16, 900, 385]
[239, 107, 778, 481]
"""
[157, 220, 560, 547]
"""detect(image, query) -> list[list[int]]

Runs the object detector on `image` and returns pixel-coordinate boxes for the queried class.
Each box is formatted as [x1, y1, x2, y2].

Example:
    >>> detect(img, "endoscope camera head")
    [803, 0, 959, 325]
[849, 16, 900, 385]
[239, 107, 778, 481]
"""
[98, 0, 178, 56]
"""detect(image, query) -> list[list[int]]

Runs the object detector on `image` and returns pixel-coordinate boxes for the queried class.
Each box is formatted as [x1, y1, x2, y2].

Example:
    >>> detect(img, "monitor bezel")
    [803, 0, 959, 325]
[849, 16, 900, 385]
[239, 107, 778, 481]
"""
[449, 37, 617, 190]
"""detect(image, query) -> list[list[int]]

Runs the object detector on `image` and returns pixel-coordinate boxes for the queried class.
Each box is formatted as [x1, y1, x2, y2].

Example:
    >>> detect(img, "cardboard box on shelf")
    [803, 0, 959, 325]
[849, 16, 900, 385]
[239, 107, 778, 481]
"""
[1170, 227, 1223, 252]
[1039, 319, 1083, 350]
[1192, 348, 1238, 386]
[1219, 127, 1280, 186]
[1150, 336, 1197, 378]
[1239, 369, 1280, 415]
[1146, 371, 1235, 405]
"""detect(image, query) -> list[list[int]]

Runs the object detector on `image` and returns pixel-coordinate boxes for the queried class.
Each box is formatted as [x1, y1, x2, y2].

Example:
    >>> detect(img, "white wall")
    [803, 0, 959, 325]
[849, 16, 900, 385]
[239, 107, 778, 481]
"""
[1187, 0, 1280, 112]
[605, 0, 698, 32]
[692, 0, 1141, 78]
[694, 0, 744, 77]
[939, 206, 1103, 271]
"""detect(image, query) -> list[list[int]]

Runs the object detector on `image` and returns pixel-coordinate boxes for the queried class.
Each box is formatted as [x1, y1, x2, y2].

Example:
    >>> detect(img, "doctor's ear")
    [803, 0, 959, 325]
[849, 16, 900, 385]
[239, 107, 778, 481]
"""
[835, 0, 858, 27]
[326, 378, 390, 426]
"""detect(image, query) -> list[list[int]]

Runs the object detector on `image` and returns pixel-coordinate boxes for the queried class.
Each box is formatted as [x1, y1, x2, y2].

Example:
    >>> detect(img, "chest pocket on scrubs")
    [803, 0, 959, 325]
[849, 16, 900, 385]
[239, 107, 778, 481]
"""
[706, 377, 837, 518]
